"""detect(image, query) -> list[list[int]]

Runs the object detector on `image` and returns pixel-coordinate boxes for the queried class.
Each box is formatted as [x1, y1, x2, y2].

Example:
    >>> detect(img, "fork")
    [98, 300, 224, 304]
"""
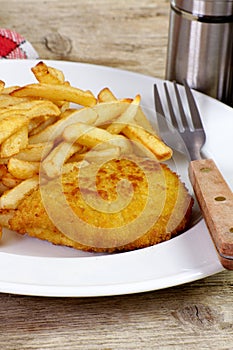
[154, 81, 233, 269]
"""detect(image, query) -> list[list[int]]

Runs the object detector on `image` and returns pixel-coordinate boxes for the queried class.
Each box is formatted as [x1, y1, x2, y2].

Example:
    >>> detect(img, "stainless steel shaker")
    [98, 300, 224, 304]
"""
[166, 0, 233, 105]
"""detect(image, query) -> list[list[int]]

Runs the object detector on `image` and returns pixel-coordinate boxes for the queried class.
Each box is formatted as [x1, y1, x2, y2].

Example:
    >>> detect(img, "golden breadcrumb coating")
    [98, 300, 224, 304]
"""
[6, 157, 193, 253]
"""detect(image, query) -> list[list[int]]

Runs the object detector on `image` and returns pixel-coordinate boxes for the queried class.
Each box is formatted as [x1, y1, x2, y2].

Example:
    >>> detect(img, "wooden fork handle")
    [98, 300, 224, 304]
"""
[189, 159, 233, 270]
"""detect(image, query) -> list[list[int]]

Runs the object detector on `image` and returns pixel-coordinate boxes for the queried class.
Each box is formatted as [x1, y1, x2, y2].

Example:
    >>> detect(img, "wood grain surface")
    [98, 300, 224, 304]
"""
[0, 1, 233, 349]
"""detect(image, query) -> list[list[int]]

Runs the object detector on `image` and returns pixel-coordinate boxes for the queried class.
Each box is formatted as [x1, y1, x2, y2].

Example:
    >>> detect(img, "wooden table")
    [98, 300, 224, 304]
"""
[0, 1, 233, 349]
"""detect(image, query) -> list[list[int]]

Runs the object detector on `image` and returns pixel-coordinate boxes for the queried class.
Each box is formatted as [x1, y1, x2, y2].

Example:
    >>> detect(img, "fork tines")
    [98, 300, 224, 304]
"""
[154, 80, 206, 160]
[154, 80, 204, 132]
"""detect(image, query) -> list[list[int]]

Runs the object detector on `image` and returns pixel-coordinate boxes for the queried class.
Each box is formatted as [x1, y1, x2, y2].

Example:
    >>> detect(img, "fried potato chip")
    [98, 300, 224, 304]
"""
[8, 158, 40, 180]
[42, 142, 82, 178]
[98, 87, 155, 133]
[93, 100, 131, 127]
[98, 87, 172, 160]
[0, 80, 5, 93]
[14, 143, 53, 162]
[0, 94, 32, 108]
[0, 100, 61, 120]
[31, 62, 71, 110]
[106, 95, 140, 134]
[29, 116, 57, 135]
[11, 83, 97, 107]
[63, 122, 132, 155]
[63, 122, 118, 147]
[2, 174, 21, 189]
[31, 61, 65, 85]
[54, 101, 70, 113]
[28, 116, 47, 133]
[29, 108, 98, 144]
[68, 146, 121, 163]
[1, 126, 28, 158]
[97, 87, 117, 103]
[123, 124, 172, 161]
[0, 164, 8, 179]
[0, 115, 28, 144]
[0, 176, 39, 209]
[2, 86, 20, 94]
[0, 182, 10, 195]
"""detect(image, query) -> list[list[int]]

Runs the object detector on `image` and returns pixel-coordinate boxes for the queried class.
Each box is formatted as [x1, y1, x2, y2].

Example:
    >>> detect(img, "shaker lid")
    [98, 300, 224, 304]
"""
[172, 0, 233, 17]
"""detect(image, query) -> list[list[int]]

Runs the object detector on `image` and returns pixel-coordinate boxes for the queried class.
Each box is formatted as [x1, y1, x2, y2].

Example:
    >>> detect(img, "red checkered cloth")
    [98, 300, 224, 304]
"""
[0, 29, 38, 59]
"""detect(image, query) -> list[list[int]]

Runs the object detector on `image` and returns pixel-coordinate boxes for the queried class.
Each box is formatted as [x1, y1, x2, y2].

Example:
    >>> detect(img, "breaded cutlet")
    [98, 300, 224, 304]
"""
[2, 156, 194, 253]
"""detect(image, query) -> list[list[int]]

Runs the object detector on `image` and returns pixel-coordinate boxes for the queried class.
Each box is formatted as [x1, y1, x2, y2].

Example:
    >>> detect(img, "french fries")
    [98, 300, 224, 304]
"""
[28, 107, 98, 144]
[123, 125, 172, 161]
[8, 158, 39, 180]
[11, 83, 97, 107]
[97, 87, 172, 160]
[0, 61, 173, 238]
[98, 87, 154, 132]
[63, 122, 117, 147]
[97, 87, 117, 103]
[1, 171, 21, 189]
[0, 115, 28, 144]
[29, 116, 57, 135]
[106, 95, 140, 134]
[1, 126, 28, 158]
[41, 142, 82, 178]
[31, 61, 65, 85]
[0, 176, 39, 209]
[0, 94, 31, 108]
[14, 143, 53, 162]
[0, 100, 61, 119]
[93, 100, 131, 126]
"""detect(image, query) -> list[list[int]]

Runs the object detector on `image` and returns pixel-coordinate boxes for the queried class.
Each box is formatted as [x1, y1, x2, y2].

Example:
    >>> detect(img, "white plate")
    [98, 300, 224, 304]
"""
[0, 59, 231, 297]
